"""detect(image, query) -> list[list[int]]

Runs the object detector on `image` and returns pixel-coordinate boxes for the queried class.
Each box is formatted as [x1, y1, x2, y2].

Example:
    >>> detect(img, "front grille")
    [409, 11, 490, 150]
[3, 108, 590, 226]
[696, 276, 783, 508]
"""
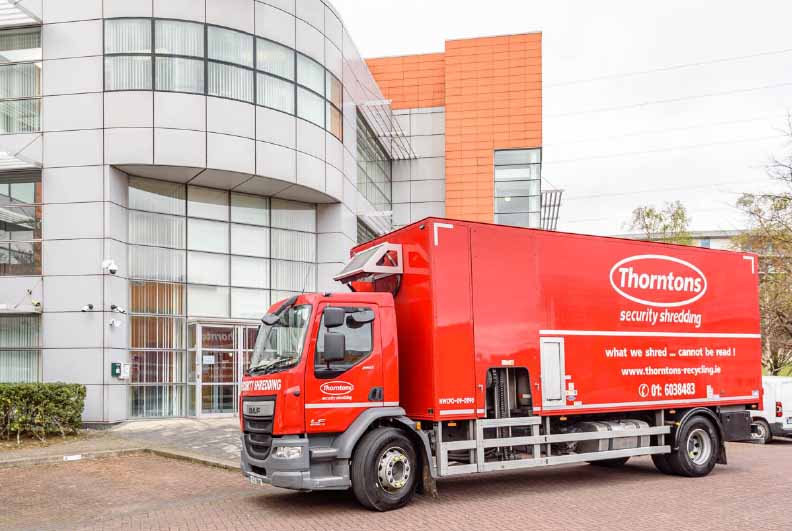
[243, 398, 275, 461]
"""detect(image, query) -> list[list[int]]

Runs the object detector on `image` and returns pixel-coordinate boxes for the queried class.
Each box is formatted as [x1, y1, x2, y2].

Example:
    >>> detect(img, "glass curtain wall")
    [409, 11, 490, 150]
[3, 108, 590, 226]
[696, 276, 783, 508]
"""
[128, 177, 316, 417]
[0, 173, 42, 276]
[356, 111, 392, 212]
[0, 315, 40, 383]
[0, 27, 41, 133]
[104, 19, 342, 140]
[494, 149, 542, 228]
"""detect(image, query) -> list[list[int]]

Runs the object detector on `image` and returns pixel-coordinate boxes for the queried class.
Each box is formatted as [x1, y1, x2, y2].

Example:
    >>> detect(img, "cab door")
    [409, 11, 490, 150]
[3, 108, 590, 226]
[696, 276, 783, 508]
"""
[304, 303, 384, 433]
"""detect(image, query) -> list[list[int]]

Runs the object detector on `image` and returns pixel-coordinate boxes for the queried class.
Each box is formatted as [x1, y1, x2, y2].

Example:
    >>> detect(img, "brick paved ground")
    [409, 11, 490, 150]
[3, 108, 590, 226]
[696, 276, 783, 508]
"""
[1, 440, 790, 531]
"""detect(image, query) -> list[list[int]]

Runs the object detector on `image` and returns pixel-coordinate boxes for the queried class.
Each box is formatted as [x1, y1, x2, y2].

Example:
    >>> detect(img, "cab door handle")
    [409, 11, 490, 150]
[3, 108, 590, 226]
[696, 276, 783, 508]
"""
[368, 387, 384, 401]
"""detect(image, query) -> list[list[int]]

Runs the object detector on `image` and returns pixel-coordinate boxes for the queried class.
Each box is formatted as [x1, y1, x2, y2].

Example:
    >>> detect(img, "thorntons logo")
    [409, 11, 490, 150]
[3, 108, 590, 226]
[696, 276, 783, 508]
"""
[609, 255, 707, 308]
[320, 381, 354, 396]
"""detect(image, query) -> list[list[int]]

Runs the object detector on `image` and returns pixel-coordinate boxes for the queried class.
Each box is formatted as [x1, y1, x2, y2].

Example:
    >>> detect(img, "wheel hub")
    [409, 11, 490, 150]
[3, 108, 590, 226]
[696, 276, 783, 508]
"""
[687, 428, 712, 465]
[377, 447, 411, 492]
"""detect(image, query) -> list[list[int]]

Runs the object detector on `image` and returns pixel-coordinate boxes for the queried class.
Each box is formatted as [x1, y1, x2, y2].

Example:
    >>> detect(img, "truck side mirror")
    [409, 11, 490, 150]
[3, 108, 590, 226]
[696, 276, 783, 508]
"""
[349, 309, 375, 324]
[323, 307, 346, 328]
[322, 332, 346, 363]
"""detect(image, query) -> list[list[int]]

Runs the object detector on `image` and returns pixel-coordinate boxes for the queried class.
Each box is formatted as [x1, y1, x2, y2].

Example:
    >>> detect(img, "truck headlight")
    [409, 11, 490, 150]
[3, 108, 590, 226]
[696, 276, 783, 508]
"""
[273, 446, 303, 459]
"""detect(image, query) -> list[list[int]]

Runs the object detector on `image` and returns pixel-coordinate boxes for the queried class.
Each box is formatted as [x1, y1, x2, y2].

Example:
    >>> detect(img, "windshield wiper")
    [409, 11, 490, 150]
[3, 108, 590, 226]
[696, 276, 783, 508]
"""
[248, 357, 298, 376]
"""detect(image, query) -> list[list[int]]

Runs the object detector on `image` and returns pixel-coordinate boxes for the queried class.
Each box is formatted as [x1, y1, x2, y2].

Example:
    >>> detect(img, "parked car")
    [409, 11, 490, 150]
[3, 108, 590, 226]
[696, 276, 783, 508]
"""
[751, 376, 792, 443]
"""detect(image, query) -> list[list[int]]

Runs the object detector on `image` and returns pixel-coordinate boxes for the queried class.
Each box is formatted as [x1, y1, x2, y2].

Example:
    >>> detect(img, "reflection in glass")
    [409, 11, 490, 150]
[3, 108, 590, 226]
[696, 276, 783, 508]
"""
[256, 39, 294, 79]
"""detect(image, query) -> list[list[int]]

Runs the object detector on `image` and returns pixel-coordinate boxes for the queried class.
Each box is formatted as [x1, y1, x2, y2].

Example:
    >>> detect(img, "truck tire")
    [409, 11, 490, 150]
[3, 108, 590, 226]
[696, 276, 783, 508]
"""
[651, 454, 674, 475]
[351, 427, 418, 511]
[588, 457, 630, 468]
[667, 416, 720, 477]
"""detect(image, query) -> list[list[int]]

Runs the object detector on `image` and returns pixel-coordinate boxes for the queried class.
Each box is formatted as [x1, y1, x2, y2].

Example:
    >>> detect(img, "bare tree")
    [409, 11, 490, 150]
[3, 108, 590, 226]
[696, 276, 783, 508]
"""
[735, 113, 792, 375]
[628, 201, 693, 245]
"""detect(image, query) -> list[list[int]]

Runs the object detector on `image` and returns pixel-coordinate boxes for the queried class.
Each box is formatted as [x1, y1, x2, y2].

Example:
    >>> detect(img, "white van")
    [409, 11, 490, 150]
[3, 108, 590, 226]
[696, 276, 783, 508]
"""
[751, 376, 792, 443]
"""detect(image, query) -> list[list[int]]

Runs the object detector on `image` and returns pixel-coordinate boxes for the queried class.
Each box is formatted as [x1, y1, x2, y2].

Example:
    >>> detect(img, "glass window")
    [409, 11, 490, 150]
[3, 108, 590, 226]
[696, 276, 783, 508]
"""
[131, 316, 186, 350]
[315, 308, 373, 377]
[231, 224, 269, 258]
[187, 251, 229, 285]
[356, 111, 392, 212]
[129, 384, 194, 418]
[208, 62, 253, 103]
[155, 20, 204, 57]
[105, 19, 152, 54]
[326, 103, 342, 140]
[129, 211, 186, 249]
[187, 187, 228, 221]
[297, 87, 323, 127]
[187, 285, 230, 317]
[130, 177, 186, 216]
[231, 193, 268, 226]
[272, 260, 315, 292]
[156, 57, 204, 94]
[129, 246, 186, 282]
[0, 62, 40, 99]
[231, 256, 270, 289]
[0, 315, 40, 383]
[256, 73, 294, 113]
[297, 54, 324, 94]
[105, 55, 152, 90]
[256, 39, 294, 80]
[0, 27, 41, 63]
[130, 281, 185, 316]
[1, 173, 41, 276]
[208, 26, 253, 67]
[187, 218, 228, 253]
[326, 72, 342, 108]
[494, 148, 542, 229]
[271, 229, 315, 262]
[271, 199, 315, 232]
[0, 98, 40, 134]
[231, 288, 270, 319]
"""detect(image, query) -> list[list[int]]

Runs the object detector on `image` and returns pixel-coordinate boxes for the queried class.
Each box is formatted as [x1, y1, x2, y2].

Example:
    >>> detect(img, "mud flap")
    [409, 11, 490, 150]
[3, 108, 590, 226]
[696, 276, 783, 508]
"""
[419, 456, 438, 498]
[717, 442, 727, 465]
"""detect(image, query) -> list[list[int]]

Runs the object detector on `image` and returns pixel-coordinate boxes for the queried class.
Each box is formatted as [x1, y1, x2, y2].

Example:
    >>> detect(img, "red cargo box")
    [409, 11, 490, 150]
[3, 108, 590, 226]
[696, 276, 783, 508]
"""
[353, 218, 762, 421]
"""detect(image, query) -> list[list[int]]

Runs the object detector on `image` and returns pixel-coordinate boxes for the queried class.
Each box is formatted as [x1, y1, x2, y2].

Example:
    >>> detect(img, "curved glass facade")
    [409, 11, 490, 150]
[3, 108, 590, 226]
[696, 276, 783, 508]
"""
[103, 18, 343, 141]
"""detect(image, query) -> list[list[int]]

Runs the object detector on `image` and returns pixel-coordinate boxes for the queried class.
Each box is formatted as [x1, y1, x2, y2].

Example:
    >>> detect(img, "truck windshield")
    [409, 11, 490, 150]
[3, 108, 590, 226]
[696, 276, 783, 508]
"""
[248, 304, 312, 375]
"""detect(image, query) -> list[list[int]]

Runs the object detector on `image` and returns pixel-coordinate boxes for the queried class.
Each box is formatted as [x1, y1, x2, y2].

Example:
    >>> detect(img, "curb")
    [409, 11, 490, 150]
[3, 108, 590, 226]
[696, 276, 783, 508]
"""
[0, 447, 240, 471]
[0, 448, 146, 469]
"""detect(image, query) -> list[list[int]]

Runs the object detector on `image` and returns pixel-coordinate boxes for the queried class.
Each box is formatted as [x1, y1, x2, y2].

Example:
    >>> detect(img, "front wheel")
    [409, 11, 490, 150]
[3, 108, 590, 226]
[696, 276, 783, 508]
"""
[667, 416, 720, 477]
[351, 427, 418, 511]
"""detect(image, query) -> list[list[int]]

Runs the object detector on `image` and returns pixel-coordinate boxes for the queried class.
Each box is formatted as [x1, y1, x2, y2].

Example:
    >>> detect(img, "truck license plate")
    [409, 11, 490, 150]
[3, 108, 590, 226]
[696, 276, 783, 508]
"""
[249, 475, 266, 486]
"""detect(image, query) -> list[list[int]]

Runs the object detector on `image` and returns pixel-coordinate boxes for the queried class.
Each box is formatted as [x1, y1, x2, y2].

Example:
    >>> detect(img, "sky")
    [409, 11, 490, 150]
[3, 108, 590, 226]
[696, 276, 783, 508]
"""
[331, 0, 792, 235]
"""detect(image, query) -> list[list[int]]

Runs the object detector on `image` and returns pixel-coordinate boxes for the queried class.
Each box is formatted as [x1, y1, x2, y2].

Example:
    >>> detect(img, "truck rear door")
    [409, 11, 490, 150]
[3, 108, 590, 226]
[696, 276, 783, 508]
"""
[303, 303, 385, 433]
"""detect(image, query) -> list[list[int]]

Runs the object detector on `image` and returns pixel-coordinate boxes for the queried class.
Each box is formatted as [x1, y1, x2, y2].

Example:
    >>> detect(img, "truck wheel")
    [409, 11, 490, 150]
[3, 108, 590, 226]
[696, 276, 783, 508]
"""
[667, 416, 720, 477]
[351, 427, 418, 511]
[651, 454, 674, 475]
[588, 457, 630, 467]
[751, 419, 773, 444]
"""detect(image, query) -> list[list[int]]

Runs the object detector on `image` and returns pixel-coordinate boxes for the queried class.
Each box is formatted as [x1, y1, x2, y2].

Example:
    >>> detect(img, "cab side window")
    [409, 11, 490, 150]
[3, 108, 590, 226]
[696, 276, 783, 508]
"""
[315, 307, 374, 378]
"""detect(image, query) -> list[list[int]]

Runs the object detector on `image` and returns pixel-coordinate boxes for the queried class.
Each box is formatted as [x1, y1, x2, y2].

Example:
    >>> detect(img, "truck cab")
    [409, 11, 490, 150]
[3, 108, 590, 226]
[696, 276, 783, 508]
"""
[240, 292, 413, 498]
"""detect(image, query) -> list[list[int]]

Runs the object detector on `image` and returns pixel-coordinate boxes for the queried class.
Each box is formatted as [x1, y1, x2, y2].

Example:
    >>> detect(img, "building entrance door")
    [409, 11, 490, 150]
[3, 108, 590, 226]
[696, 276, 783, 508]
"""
[189, 322, 258, 417]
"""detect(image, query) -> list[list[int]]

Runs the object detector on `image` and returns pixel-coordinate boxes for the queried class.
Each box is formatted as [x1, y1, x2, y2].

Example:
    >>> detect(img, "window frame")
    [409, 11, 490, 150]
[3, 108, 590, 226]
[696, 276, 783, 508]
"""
[103, 18, 341, 139]
[494, 148, 543, 229]
[0, 26, 41, 134]
[0, 172, 42, 276]
[313, 305, 375, 379]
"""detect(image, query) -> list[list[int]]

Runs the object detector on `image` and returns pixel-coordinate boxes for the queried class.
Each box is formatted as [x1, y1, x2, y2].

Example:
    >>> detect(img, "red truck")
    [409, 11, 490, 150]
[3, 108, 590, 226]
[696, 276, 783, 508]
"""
[240, 218, 762, 511]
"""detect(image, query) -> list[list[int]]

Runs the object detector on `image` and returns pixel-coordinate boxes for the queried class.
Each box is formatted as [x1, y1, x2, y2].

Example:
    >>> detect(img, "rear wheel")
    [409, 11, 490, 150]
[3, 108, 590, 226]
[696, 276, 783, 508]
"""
[667, 416, 720, 477]
[751, 419, 773, 444]
[351, 427, 418, 511]
[588, 457, 630, 468]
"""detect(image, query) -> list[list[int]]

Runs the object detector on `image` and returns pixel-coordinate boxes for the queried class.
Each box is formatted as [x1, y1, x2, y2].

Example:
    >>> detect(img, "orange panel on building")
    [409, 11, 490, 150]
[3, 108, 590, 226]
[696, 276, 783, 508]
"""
[367, 33, 542, 223]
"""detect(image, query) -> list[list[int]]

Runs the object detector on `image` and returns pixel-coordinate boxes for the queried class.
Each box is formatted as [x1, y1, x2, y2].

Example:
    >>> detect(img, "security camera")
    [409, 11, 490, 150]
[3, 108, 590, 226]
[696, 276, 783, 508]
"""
[31, 300, 41, 309]
[101, 259, 119, 275]
[81, 304, 94, 312]
[109, 319, 122, 328]
[110, 304, 127, 314]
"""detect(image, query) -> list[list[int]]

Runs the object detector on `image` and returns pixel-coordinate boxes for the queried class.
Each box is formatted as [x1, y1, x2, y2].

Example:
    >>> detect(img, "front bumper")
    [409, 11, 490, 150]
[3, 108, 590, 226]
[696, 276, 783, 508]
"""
[240, 434, 351, 491]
